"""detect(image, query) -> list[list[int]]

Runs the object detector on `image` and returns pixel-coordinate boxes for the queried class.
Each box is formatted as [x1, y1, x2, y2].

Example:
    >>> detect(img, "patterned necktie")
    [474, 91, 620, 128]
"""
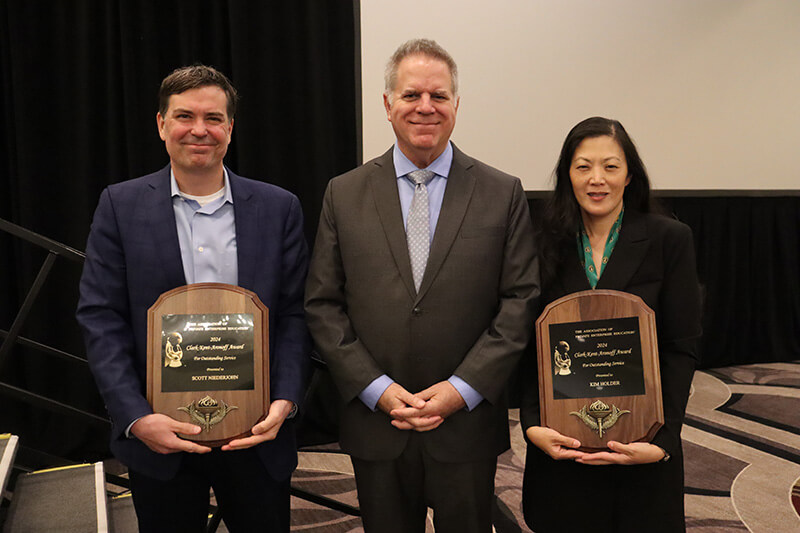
[406, 169, 435, 292]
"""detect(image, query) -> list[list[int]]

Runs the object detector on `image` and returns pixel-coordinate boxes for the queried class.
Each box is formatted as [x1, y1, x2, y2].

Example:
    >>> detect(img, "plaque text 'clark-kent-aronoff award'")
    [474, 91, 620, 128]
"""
[537, 290, 663, 450]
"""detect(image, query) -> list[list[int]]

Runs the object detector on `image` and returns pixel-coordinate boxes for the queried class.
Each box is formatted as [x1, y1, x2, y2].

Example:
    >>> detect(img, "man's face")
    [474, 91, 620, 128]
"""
[157, 85, 233, 174]
[384, 54, 459, 168]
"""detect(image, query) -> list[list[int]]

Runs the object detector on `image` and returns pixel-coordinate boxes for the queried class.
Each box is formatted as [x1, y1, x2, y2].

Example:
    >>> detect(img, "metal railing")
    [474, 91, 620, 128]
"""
[0, 217, 359, 523]
[0, 218, 109, 429]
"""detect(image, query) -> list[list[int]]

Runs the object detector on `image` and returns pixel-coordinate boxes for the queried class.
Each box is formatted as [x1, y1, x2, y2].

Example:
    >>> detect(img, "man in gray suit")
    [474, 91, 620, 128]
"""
[305, 39, 539, 533]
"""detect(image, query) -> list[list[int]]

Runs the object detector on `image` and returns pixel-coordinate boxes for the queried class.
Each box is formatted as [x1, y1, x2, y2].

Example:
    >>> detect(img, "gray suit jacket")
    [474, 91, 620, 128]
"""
[305, 146, 540, 462]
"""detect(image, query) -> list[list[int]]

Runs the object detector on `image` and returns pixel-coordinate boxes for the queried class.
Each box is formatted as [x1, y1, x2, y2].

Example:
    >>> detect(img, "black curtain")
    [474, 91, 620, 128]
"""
[666, 196, 800, 369]
[0, 1, 357, 462]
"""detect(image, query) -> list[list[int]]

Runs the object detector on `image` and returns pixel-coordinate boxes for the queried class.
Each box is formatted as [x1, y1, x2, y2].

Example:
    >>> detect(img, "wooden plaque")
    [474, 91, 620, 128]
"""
[147, 283, 269, 447]
[536, 290, 662, 450]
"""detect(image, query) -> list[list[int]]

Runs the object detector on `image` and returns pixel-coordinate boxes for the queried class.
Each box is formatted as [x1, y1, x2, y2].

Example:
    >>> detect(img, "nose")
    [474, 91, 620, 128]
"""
[190, 118, 208, 136]
[588, 169, 605, 184]
[416, 93, 435, 114]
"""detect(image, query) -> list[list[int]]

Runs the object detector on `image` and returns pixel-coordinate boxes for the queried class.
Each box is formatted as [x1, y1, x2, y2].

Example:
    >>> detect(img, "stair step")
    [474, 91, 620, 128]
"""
[107, 493, 137, 533]
[3, 462, 109, 533]
[0, 434, 19, 499]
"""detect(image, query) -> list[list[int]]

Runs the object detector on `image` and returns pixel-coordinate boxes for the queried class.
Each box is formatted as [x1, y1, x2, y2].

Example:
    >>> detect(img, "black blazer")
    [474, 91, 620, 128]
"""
[521, 209, 701, 454]
[521, 209, 702, 532]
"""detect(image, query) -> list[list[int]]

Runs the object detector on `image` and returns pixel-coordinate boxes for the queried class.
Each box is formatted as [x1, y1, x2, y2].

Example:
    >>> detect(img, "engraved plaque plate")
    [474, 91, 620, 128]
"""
[160, 313, 255, 393]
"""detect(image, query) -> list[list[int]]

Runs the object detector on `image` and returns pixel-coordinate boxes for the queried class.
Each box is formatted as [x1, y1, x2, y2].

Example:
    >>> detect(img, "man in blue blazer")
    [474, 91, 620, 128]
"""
[76, 65, 310, 532]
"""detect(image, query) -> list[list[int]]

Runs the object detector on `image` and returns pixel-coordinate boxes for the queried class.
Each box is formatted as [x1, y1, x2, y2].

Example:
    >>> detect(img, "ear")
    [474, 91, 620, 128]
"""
[156, 112, 166, 141]
[383, 93, 392, 121]
[227, 118, 234, 142]
[454, 96, 460, 113]
[625, 174, 632, 186]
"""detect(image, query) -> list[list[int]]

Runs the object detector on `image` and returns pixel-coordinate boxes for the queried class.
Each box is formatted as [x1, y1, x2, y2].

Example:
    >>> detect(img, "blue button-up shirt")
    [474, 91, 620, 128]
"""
[126, 169, 238, 437]
[170, 169, 238, 285]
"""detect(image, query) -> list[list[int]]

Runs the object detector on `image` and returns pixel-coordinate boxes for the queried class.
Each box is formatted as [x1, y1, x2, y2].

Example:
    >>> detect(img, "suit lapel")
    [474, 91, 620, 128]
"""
[146, 167, 186, 288]
[370, 150, 417, 299]
[229, 171, 258, 291]
[596, 209, 649, 290]
[416, 147, 475, 302]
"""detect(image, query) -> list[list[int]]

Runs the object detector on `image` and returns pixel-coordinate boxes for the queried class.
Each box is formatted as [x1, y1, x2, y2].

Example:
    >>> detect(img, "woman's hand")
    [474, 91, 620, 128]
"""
[575, 441, 666, 465]
[525, 426, 585, 461]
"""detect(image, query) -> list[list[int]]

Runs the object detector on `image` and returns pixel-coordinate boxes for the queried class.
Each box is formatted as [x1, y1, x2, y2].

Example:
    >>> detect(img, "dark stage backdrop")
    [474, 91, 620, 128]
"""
[665, 195, 800, 370]
[0, 1, 358, 462]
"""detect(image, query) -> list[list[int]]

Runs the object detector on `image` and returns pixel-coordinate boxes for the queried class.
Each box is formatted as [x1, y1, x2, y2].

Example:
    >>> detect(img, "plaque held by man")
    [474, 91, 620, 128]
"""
[536, 290, 662, 450]
[147, 283, 269, 447]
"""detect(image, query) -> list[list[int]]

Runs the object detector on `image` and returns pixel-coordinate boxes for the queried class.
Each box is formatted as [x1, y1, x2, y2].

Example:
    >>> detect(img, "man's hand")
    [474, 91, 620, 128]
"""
[376, 383, 426, 415]
[221, 399, 295, 451]
[389, 381, 465, 432]
[575, 441, 666, 465]
[525, 426, 584, 461]
[131, 413, 212, 455]
[376, 383, 442, 432]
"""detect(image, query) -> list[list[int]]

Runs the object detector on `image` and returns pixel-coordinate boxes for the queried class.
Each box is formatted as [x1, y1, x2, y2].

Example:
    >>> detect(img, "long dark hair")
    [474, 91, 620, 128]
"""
[538, 117, 655, 285]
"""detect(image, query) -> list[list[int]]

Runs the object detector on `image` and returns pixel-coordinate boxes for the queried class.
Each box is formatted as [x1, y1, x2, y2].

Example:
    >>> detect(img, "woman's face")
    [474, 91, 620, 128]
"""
[569, 135, 630, 224]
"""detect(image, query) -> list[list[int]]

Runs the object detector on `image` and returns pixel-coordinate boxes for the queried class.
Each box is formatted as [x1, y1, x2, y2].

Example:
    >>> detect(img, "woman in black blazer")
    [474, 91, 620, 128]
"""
[521, 117, 702, 532]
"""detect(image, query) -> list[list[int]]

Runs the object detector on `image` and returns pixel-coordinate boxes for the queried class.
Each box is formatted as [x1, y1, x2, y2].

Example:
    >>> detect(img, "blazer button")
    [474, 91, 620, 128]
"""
[412, 307, 422, 316]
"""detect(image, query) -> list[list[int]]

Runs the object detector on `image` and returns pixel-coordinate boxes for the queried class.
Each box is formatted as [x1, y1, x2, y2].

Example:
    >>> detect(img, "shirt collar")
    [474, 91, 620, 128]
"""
[170, 167, 233, 204]
[392, 141, 453, 180]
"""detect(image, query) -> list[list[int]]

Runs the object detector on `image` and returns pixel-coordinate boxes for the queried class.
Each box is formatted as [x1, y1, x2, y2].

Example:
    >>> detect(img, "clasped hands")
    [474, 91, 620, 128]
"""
[131, 399, 294, 455]
[525, 426, 666, 465]
[377, 381, 465, 432]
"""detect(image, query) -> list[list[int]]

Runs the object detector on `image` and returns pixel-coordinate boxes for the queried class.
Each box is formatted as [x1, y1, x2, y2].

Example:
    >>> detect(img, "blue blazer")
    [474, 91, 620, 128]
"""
[77, 165, 311, 481]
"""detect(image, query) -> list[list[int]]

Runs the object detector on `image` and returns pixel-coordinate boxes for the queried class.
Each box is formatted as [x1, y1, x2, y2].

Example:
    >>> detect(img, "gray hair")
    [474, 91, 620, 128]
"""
[384, 39, 458, 103]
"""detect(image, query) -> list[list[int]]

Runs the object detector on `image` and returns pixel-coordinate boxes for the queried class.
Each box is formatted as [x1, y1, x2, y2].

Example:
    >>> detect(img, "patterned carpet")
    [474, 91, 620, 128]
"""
[285, 361, 800, 532]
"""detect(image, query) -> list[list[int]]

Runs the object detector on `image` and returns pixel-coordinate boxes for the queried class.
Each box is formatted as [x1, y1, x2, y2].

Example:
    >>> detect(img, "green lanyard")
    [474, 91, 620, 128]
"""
[577, 207, 624, 289]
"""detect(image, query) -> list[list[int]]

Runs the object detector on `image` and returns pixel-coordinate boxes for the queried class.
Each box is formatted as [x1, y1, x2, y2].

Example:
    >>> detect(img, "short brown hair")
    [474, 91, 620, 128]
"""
[158, 65, 239, 119]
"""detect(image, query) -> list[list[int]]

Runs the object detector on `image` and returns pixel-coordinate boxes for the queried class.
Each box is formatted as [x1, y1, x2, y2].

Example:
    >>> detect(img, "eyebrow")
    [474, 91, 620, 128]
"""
[573, 156, 622, 163]
[171, 108, 226, 118]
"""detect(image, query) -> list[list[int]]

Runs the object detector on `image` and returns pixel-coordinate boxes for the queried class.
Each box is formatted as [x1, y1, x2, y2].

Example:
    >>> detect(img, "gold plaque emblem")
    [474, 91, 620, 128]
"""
[570, 400, 630, 438]
[178, 395, 238, 432]
[553, 340, 572, 376]
[164, 332, 184, 368]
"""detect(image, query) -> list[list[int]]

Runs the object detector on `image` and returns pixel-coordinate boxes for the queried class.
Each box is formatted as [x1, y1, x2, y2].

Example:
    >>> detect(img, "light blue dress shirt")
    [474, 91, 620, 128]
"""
[170, 169, 238, 285]
[358, 142, 484, 412]
[126, 169, 238, 437]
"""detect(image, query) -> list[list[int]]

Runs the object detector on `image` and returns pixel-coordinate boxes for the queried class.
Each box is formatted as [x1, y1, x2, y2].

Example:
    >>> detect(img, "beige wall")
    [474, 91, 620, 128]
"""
[361, 1, 800, 190]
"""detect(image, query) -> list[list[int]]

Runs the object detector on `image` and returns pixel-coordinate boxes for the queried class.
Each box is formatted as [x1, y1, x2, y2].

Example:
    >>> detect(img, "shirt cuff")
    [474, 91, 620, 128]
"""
[448, 375, 484, 411]
[358, 374, 394, 411]
[125, 417, 142, 438]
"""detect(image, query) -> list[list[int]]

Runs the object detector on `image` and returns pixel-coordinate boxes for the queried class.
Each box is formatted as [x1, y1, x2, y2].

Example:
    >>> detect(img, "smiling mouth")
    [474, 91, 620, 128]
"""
[588, 193, 608, 199]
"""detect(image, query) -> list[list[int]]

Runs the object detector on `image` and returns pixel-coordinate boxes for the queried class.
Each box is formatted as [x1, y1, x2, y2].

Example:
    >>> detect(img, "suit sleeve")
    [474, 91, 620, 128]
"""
[519, 339, 542, 433]
[76, 188, 152, 439]
[305, 182, 386, 403]
[651, 221, 702, 457]
[270, 195, 312, 407]
[453, 179, 541, 404]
